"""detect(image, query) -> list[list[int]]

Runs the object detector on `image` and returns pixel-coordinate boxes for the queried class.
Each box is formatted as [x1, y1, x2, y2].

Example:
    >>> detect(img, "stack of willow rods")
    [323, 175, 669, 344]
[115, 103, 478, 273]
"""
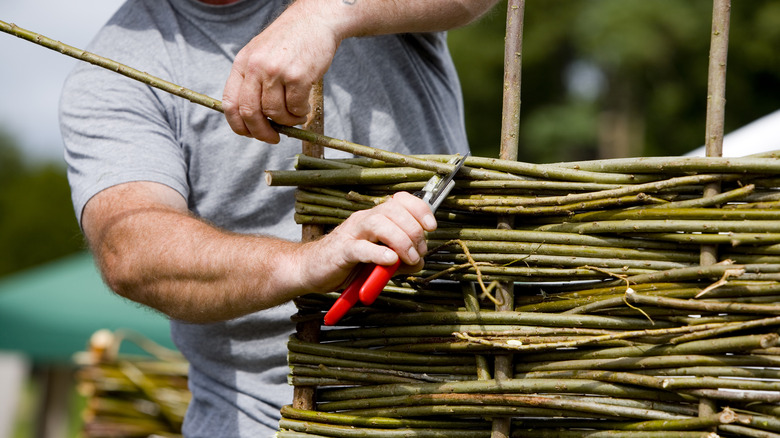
[73, 330, 189, 438]
[269, 154, 780, 283]
[270, 154, 780, 437]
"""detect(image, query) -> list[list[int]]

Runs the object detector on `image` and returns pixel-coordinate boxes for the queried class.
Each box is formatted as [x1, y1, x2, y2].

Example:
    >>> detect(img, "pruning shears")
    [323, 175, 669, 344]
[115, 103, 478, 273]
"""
[323, 153, 468, 326]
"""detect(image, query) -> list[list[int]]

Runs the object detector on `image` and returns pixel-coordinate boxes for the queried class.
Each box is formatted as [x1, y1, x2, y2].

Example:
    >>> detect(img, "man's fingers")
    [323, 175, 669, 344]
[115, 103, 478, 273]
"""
[391, 192, 437, 232]
[262, 79, 308, 127]
[223, 66, 279, 142]
[285, 82, 312, 118]
[222, 68, 250, 137]
[348, 240, 399, 266]
[385, 192, 437, 258]
[238, 76, 282, 143]
[223, 70, 308, 141]
[345, 196, 433, 267]
[349, 212, 420, 266]
[381, 207, 427, 263]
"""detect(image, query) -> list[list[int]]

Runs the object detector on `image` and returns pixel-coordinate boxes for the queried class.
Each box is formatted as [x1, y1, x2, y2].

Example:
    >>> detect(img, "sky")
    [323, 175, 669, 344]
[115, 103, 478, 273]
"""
[0, 0, 126, 163]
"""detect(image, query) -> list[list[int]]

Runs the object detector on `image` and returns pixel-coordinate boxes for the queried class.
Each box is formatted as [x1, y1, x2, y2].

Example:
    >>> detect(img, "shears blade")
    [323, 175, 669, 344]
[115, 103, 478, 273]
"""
[417, 152, 469, 212]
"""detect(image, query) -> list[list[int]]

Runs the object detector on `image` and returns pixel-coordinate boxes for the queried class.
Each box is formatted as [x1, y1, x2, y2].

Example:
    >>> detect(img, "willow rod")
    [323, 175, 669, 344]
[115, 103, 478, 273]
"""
[289, 351, 478, 376]
[319, 324, 618, 342]
[629, 232, 780, 245]
[539, 219, 780, 235]
[317, 378, 686, 404]
[571, 205, 780, 222]
[0, 19, 475, 177]
[280, 159, 729, 199]
[349, 310, 670, 330]
[634, 366, 780, 380]
[513, 354, 780, 373]
[626, 291, 780, 315]
[296, 51, 323, 410]
[556, 156, 780, 174]
[288, 336, 473, 366]
[281, 406, 483, 430]
[521, 395, 698, 417]
[455, 319, 745, 352]
[624, 264, 780, 285]
[317, 393, 689, 421]
[515, 333, 779, 363]
[424, 239, 698, 263]
[428, 228, 682, 251]
[279, 418, 491, 438]
[426, 252, 688, 271]
[670, 316, 780, 344]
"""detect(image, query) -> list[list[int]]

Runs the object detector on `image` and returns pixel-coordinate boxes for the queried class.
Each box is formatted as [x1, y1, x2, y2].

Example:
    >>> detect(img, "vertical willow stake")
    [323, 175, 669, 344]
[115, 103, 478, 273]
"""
[492, 2, 525, 438]
[700, 1, 730, 266]
[698, 0, 730, 425]
[700, 0, 731, 267]
[292, 80, 325, 412]
[704, 0, 730, 160]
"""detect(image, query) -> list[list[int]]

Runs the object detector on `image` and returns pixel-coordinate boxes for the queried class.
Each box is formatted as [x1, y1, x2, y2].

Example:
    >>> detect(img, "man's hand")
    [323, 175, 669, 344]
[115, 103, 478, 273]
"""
[221, 0, 500, 143]
[294, 191, 438, 295]
[222, 2, 341, 143]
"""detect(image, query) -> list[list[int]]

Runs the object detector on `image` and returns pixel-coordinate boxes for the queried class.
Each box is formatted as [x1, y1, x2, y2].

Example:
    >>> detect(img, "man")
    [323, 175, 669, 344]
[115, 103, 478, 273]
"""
[60, 0, 497, 435]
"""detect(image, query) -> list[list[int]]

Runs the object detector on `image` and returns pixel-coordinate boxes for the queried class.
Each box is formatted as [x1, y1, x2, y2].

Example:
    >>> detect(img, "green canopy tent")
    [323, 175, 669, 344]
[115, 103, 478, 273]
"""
[0, 251, 174, 363]
[0, 252, 178, 436]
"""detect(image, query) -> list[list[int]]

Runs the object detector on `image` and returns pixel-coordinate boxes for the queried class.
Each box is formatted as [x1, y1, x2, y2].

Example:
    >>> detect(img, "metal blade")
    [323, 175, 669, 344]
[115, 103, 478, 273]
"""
[419, 152, 468, 212]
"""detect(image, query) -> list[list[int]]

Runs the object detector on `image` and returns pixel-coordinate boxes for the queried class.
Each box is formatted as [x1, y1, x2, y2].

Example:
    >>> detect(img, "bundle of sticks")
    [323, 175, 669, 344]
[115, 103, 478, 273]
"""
[74, 330, 189, 438]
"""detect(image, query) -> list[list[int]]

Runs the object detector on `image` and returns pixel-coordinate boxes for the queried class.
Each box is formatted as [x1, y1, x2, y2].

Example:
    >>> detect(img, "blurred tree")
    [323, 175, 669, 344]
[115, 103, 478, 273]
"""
[0, 129, 83, 277]
[449, 0, 780, 162]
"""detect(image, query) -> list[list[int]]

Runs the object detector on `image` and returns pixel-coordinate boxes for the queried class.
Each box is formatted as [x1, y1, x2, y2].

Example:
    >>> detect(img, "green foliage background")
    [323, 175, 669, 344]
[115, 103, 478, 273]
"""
[1, 0, 780, 276]
[450, 0, 780, 161]
[0, 130, 83, 277]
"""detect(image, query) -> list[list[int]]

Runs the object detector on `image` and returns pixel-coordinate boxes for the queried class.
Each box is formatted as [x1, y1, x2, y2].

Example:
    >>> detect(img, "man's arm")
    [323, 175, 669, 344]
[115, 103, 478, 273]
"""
[222, 0, 499, 142]
[82, 181, 436, 323]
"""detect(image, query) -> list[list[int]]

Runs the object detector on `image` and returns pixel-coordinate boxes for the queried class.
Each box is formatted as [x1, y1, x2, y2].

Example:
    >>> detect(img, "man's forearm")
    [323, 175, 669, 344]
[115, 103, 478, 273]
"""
[83, 182, 310, 323]
[91, 206, 305, 323]
[296, 0, 498, 39]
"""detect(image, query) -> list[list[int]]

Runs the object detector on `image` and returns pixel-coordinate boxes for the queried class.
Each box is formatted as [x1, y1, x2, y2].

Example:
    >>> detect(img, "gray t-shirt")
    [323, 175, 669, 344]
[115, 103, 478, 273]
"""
[60, 0, 469, 436]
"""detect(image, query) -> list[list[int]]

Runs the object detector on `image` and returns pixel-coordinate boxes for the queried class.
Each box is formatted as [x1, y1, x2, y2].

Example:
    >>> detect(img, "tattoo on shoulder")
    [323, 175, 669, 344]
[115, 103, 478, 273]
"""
[343, 0, 356, 4]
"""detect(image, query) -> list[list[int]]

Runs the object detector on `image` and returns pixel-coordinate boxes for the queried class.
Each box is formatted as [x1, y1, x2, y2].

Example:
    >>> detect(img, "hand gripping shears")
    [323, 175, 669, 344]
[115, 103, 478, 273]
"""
[323, 153, 468, 326]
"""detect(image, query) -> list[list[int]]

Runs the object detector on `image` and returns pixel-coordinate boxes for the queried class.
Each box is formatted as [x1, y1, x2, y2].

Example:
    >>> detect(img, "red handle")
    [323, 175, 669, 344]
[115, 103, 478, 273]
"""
[358, 259, 401, 306]
[323, 264, 373, 326]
